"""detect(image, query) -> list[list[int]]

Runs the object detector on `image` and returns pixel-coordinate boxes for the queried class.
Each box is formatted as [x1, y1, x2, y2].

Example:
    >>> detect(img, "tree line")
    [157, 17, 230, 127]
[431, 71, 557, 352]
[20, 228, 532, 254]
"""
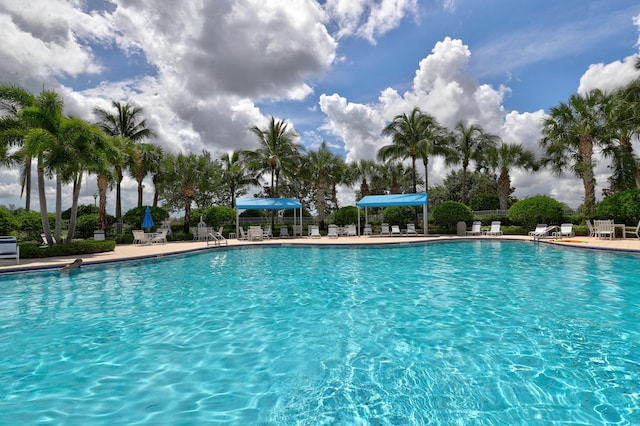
[1, 67, 640, 243]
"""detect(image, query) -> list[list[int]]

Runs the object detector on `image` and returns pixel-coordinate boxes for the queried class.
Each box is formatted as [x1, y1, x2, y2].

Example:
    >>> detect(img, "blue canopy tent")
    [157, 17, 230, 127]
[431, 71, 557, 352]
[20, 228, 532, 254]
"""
[235, 198, 303, 236]
[356, 193, 429, 236]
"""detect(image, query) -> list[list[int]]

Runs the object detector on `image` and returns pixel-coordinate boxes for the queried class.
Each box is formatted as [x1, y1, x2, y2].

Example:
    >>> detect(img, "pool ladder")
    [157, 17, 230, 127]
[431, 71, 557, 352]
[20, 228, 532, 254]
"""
[206, 232, 228, 247]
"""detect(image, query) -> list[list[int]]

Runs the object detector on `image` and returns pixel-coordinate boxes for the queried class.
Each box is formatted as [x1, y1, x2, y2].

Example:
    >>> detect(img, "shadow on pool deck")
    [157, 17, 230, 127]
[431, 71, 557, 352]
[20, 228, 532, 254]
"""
[1, 234, 639, 274]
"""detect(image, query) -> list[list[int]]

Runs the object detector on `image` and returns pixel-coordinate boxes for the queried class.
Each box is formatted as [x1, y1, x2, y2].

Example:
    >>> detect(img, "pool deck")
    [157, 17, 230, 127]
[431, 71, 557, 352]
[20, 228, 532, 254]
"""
[1, 234, 639, 274]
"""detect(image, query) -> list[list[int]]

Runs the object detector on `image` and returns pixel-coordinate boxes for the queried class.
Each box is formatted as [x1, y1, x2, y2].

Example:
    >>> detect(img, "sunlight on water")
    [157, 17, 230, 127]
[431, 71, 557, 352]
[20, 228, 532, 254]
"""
[1, 241, 639, 424]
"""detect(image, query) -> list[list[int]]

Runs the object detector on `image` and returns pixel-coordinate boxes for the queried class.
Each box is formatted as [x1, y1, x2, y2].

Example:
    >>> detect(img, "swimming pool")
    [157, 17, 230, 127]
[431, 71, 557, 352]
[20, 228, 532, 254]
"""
[1, 240, 639, 424]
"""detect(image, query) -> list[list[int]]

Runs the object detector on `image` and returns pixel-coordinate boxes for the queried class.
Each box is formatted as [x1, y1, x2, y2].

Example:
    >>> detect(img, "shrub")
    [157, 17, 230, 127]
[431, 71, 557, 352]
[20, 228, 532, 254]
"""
[62, 204, 98, 220]
[333, 206, 358, 226]
[507, 195, 564, 229]
[17, 211, 45, 241]
[431, 201, 473, 230]
[470, 193, 500, 211]
[595, 189, 640, 224]
[123, 206, 169, 229]
[18, 240, 116, 259]
[382, 206, 416, 226]
[203, 206, 236, 229]
[0, 207, 18, 235]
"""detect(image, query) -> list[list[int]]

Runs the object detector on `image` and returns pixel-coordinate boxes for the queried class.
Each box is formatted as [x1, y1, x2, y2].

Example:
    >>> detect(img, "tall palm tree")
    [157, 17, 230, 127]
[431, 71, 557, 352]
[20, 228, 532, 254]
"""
[447, 121, 498, 204]
[219, 150, 257, 208]
[304, 141, 338, 224]
[540, 90, 607, 215]
[93, 101, 154, 219]
[246, 116, 302, 198]
[486, 142, 538, 210]
[128, 142, 161, 207]
[349, 159, 377, 199]
[379, 107, 447, 193]
[0, 84, 36, 210]
[20, 90, 64, 245]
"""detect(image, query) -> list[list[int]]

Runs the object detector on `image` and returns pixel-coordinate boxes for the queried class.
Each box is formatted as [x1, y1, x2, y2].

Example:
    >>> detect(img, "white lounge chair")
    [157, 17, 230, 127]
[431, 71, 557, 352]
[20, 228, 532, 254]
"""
[466, 221, 482, 236]
[406, 224, 417, 235]
[528, 224, 548, 237]
[346, 224, 357, 236]
[293, 225, 303, 237]
[363, 224, 372, 236]
[380, 223, 390, 235]
[624, 220, 640, 239]
[280, 226, 289, 238]
[586, 220, 596, 237]
[132, 230, 150, 245]
[553, 223, 574, 238]
[263, 226, 273, 239]
[152, 229, 168, 244]
[391, 225, 401, 235]
[0, 236, 19, 264]
[238, 227, 248, 240]
[594, 219, 614, 240]
[309, 225, 321, 238]
[485, 221, 503, 236]
[327, 224, 339, 238]
[248, 226, 263, 241]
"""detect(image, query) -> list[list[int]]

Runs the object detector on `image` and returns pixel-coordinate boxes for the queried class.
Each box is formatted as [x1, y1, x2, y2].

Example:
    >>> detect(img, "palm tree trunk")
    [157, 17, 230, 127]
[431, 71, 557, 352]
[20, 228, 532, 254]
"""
[54, 173, 62, 243]
[422, 157, 429, 193]
[37, 156, 53, 246]
[579, 135, 595, 214]
[23, 157, 32, 211]
[411, 156, 417, 193]
[116, 170, 123, 221]
[497, 170, 510, 210]
[317, 178, 325, 224]
[183, 200, 191, 233]
[65, 174, 83, 243]
[98, 174, 108, 230]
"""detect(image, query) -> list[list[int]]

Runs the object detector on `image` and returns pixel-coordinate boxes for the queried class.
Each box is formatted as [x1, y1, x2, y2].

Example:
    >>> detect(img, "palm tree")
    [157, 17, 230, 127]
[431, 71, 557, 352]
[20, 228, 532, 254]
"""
[349, 159, 377, 198]
[219, 150, 257, 208]
[540, 90, 607, 215]
[379, 107, 447, 193]
[486, 142, 538, 210]
[93, 101, 154, 219]
[246, 116, 302, 198]
[447, 121, 498, 204]
[20, 90, 64, 245]
[304, 141, 340, 224]
[128, 142, 161, 207]
[600, 86, 640, 192]
[159, 152, 216, 233]
[0, 84, 36, 210]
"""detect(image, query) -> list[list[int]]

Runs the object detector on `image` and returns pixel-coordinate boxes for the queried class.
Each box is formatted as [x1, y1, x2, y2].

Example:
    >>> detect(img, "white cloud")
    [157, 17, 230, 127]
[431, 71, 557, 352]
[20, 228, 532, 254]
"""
[578, 55, 639, 95]
[324, 0, 418, 43]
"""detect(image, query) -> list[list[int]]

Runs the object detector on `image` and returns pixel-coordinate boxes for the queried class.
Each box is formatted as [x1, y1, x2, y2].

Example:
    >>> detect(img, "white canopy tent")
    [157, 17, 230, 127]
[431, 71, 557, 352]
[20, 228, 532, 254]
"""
[356, 193, 429, 236]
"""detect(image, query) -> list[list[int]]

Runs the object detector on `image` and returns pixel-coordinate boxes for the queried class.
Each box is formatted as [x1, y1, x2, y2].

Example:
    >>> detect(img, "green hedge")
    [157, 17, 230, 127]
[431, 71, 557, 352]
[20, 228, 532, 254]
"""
[18, 240, 116, 259]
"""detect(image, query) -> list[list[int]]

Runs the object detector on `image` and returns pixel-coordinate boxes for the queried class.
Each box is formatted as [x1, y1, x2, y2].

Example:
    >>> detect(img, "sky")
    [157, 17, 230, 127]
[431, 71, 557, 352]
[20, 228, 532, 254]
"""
[1, 0, 640, 215]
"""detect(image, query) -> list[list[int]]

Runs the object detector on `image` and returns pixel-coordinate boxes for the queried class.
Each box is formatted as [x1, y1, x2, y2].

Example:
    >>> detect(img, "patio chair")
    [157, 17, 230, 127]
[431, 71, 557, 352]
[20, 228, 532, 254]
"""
[248, 226, 263, 241]
[152, 229, 168, 244]
[0, 236, 19, 264]
[586, 220, 595, 237]
[238, 227, 248, 240]
[327, 224, 339, 238]
[132, 230, 150, 245]
[280, 226, 289, 238]
[40, 233, 57, 245]
[293, 224, 303, 237]
[594, 219, 614, 240]
[528, 224, 548, 237]
[263, 226, 273, 239]
[363, 224, 372, 236]
[309, 225, 321, 238]
[466, 221, 482, 236]
[391, 225, 401, 235]
[484, 221, 503, 236]
[624, 220, 640, 239]
[553, 223, 574, 238]
[406, 224, 417, 235]
[347, 224, 357, 236]
[380, 223, 390, 235]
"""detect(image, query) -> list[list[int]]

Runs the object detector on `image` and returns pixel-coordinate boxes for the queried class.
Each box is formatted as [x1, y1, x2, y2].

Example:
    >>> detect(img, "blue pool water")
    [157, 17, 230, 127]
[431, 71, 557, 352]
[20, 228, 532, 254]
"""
[1, 240, 639, 424]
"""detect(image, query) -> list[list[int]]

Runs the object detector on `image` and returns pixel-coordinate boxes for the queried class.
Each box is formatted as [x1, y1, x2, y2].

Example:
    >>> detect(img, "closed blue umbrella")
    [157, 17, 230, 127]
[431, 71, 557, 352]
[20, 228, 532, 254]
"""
[142, 207, 154, 230]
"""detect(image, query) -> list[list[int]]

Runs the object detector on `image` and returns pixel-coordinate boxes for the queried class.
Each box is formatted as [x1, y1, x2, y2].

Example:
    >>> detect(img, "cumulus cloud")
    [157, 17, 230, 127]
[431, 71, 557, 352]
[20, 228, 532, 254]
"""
[324, 0, 418, 43]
